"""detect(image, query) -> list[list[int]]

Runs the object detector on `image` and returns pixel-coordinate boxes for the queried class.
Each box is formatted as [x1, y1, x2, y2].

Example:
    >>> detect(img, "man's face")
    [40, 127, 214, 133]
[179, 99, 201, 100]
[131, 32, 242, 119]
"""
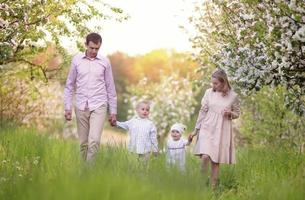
[85, 41, 101, 58]
[136, 103, 150, 119]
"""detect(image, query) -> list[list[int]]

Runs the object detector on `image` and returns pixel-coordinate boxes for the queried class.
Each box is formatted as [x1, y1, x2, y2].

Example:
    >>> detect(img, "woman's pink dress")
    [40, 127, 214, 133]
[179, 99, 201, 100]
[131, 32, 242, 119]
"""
[193, 88, 240, 164]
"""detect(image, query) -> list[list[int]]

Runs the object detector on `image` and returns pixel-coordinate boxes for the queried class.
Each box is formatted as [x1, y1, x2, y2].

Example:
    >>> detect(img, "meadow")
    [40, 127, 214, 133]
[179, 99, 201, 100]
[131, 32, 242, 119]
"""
[0, 127, 304, 200]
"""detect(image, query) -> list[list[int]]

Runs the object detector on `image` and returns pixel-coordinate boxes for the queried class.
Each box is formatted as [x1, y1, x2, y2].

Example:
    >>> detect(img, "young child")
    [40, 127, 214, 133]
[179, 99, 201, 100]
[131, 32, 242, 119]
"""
[166, 123, 192, 171]
[116, 100, 158, 160]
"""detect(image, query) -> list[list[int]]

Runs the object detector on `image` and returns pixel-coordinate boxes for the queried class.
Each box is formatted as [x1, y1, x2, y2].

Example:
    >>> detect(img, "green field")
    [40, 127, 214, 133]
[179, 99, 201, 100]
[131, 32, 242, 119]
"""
[0, 127, 304, 200]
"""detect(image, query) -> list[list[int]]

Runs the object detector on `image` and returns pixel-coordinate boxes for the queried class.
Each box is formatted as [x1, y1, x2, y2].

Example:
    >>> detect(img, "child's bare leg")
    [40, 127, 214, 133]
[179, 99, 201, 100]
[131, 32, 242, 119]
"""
[211, 161, 220, 187]
[138, 153, 150, 165]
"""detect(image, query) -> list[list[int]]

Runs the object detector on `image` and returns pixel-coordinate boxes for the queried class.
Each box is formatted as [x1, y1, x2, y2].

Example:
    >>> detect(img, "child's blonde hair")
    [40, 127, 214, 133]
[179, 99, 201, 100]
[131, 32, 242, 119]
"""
[135, 100, 151, 110]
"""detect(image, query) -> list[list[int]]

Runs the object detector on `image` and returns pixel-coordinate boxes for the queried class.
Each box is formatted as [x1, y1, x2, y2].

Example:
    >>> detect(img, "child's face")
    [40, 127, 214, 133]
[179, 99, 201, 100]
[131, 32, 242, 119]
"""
[136, 103, 150, 118]
[171, 130, 182, 141]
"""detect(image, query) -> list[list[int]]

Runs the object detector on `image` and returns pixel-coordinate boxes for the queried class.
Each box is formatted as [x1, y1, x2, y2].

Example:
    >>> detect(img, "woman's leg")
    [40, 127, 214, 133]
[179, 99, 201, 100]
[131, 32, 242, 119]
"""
[201, 154, 210, 174]
[211, 161, 220, 187]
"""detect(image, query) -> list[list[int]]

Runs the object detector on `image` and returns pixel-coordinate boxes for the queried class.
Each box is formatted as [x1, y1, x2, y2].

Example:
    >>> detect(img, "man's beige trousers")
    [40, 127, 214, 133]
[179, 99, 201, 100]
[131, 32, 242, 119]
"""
[75, 104, 107, 161]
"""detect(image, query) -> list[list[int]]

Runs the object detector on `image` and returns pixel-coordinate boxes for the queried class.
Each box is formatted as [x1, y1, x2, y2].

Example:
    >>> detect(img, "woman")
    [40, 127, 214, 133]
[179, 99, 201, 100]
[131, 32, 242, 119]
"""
[191, 68, 240, 187]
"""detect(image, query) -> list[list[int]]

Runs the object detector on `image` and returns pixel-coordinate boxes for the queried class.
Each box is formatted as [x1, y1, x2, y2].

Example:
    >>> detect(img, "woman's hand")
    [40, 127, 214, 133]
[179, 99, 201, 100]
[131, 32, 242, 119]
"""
[223, 108, 232, 119]
[188, 134, 194, 143]
[188, 129, 199, 143]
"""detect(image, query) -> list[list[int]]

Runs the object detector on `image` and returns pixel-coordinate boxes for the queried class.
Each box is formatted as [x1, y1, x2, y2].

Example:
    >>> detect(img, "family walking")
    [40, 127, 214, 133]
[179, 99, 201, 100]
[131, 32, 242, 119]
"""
[64, 32, 240, 187]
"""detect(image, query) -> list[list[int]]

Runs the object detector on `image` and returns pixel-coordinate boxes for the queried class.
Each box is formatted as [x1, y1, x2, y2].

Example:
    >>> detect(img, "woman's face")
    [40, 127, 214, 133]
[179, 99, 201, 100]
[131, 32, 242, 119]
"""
[211, 77, 223, 92]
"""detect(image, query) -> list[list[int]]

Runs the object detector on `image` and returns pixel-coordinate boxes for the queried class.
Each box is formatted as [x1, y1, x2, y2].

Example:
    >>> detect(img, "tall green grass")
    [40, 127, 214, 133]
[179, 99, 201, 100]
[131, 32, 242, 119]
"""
[0, 127, 304, 200]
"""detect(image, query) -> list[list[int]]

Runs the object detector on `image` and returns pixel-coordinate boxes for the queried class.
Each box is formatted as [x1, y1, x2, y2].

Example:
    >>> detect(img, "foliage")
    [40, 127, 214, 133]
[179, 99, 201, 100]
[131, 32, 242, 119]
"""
[130, 49, 198, 83]
[0, 67, 63, 129]
[124, 73, 197, 144]
[190, 0, 305, 115]
[0, 127, 304, 199]
[109, 50, 199, 121]
[108, 52, 135, 120]
[0, 0, 127, 79]
[240, 86, 305, 152]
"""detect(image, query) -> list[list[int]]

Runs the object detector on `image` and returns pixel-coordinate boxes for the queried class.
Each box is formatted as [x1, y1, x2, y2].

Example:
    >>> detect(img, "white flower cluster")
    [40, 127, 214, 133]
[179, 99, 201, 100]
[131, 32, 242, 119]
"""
[0, 156, 40, 184]
[190, 0, 305, 115]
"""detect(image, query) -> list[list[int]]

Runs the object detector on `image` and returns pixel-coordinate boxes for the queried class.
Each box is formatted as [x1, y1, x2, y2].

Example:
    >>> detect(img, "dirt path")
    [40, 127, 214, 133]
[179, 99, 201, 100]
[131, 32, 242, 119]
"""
[63, 123, 128, 146]
[100, 129, 128, 146]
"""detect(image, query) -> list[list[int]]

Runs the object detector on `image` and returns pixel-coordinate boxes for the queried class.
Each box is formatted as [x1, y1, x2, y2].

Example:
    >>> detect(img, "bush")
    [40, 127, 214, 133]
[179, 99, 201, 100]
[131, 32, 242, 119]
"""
[0, 69, 63, 130]
[240, 86, 305, 152]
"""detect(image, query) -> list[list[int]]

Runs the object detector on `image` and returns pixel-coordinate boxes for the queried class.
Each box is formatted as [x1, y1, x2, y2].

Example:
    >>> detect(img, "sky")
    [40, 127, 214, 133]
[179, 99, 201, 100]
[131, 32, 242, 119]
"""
[99, 0, 196, 56]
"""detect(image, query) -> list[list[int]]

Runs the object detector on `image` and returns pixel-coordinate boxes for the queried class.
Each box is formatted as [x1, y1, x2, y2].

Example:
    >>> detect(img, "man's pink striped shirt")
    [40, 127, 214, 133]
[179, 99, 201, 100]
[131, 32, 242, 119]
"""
[64, 53, 117, 114]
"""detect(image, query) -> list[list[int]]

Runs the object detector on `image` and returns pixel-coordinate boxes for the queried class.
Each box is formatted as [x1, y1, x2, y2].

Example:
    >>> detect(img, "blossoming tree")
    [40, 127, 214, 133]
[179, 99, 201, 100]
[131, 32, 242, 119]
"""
[0, 0, 126, 78]
[190, 0, 305, 115]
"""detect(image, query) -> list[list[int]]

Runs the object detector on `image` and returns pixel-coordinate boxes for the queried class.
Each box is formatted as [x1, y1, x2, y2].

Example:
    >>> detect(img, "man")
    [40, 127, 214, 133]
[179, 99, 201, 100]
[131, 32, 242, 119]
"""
[64, 32, 117, 161]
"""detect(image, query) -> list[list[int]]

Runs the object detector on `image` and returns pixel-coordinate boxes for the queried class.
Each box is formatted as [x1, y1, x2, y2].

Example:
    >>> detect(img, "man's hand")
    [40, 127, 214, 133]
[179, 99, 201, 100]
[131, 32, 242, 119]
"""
[64, 110, 72, 121]
[108, 114, 117, 126]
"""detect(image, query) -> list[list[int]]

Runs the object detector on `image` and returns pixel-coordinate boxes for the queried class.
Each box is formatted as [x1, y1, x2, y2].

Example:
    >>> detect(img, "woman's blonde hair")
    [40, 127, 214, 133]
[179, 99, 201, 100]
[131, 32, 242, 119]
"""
[212, 68, 231, 96]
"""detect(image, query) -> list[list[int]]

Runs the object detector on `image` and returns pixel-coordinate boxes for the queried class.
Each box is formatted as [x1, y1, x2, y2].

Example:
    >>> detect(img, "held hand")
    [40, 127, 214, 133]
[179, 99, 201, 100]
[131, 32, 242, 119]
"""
[188, 134, 194, 143]
[188, 130, 199, 143]
[153, 151, 158, 157]
[109, 114, 117, 126]
[64, 110, 72, 121]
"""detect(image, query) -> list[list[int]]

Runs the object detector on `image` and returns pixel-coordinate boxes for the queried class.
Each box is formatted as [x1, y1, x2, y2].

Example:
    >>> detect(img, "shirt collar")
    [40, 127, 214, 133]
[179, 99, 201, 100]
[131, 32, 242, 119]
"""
[133, 115, 148, 120]
[81, 52, 103, 60]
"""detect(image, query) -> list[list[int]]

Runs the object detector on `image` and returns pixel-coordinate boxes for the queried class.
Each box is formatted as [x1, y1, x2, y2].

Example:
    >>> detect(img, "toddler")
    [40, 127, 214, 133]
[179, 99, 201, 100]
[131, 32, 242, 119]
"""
[116, 100, 158, 160]
[166, 123, 192, 171]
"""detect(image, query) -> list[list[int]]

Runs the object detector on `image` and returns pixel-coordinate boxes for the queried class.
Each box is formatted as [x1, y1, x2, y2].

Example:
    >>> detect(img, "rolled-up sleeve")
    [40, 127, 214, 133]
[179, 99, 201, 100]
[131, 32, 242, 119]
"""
[195, 90, 209, 130]
[231, 96, 240, 119]
[104, 58, 117, 115]
[64, 58, 77, 111]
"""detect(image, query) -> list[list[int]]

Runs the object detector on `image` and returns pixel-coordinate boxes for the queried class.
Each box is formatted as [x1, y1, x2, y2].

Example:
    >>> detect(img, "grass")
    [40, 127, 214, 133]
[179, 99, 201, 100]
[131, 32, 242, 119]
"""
[0, 127, 304, 200]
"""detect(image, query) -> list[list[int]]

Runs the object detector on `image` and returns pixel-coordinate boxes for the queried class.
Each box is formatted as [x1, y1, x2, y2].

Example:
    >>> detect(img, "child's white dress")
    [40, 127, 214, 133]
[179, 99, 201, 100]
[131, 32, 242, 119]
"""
[166, 138, 188, 171]
[117, 116, 158, 154]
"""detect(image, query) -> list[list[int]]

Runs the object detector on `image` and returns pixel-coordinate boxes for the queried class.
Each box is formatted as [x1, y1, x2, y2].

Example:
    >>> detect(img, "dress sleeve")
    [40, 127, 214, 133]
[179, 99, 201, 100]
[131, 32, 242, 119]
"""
[231, 96, 240, 119]
[194, 89, 209, 130]
[183, 138, 190, 146]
